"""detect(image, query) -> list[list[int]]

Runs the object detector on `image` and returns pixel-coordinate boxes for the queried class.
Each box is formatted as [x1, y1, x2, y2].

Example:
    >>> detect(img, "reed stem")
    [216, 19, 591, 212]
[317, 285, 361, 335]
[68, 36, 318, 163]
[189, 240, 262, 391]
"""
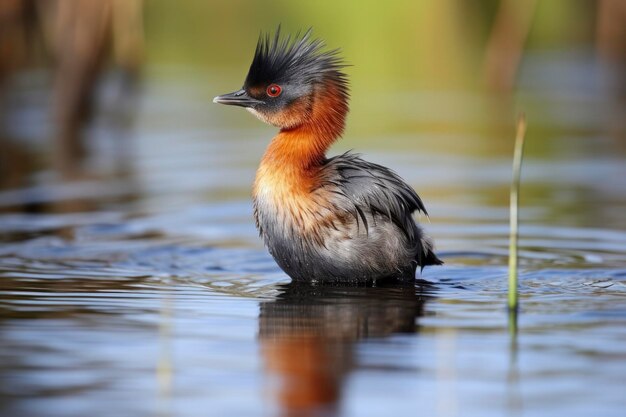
[508, 115, 526, 315]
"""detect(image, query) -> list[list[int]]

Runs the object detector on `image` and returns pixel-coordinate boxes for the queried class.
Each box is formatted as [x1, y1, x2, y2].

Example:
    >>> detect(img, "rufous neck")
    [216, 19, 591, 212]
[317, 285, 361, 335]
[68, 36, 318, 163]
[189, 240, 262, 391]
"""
[263, 80, 349, 170]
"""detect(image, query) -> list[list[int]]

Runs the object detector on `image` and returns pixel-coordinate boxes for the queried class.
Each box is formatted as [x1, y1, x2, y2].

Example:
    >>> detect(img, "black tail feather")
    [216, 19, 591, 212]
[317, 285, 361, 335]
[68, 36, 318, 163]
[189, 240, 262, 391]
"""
[418, 242, 443, 272]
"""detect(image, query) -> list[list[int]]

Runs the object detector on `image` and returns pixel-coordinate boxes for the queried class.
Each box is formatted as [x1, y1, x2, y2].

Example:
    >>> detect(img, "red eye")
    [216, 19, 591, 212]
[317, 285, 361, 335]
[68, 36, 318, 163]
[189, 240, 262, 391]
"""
[266, 84, 282, 97]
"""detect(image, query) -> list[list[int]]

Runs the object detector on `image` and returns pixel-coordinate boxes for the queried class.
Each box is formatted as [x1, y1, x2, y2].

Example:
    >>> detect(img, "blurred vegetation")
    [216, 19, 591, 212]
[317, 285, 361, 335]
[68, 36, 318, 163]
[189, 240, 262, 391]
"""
[144, 0, 595, 86]
[0, 0, 624, 220]
[142, 0, 624, 150]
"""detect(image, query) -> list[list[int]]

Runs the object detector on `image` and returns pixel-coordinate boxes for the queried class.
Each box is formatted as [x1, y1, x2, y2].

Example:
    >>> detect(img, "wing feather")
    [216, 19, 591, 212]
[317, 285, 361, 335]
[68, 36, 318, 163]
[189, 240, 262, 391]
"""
[322, 152, 428, 242]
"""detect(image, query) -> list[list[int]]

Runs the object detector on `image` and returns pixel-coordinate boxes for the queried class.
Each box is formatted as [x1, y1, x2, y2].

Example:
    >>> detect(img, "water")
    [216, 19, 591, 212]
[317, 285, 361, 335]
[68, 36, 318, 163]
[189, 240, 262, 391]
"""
[1, 61, 626, 417]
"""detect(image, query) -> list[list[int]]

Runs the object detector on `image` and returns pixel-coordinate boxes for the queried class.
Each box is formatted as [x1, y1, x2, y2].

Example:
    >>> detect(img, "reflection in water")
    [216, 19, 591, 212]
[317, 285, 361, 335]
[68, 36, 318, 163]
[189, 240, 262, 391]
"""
[259, 282, 434, 416]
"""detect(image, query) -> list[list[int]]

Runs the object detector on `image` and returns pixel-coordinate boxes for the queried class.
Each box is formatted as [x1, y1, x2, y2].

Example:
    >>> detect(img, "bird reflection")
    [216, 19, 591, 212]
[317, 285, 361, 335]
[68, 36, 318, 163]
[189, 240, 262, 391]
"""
[259, 281, 434, 417]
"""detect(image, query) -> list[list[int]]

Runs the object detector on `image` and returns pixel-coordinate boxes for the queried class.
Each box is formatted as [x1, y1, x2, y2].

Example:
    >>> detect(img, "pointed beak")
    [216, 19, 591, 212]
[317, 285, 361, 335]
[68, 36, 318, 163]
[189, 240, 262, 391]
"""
[213, 89, 262, 107]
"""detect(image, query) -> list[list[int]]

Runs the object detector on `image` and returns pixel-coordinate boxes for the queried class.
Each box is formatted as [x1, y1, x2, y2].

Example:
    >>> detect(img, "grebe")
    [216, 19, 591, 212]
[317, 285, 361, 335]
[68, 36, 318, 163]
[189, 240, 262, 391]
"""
[214, 28, 441, 283]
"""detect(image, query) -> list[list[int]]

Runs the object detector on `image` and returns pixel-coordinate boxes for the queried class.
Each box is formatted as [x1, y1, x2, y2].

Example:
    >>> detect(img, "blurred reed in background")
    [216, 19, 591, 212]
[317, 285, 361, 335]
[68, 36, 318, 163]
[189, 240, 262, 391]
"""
[0, 0, 624, 207]
[0, 0, 143, 186]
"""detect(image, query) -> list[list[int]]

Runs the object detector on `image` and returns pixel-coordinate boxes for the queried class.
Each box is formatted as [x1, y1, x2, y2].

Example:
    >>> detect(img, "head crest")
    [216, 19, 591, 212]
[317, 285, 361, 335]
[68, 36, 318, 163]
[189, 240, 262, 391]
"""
[245, 27, 347, 88]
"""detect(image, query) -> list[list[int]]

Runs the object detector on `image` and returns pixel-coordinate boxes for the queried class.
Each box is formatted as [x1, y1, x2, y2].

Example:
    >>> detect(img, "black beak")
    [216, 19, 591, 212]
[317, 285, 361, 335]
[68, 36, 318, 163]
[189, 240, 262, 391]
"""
[213, 89, 262, 107]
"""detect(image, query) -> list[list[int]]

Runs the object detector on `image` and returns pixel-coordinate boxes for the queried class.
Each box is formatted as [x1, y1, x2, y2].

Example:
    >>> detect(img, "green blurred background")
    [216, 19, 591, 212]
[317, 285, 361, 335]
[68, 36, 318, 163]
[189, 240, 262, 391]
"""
[143, 0, 624, 144]
[0, 0, 625, 228]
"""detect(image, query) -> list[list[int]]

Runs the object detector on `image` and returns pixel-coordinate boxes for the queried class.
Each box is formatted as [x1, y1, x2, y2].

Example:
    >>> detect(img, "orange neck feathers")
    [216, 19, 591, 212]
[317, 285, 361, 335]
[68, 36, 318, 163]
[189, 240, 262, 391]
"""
[260, 79, 348, 173]
[253, 79, 348, 215]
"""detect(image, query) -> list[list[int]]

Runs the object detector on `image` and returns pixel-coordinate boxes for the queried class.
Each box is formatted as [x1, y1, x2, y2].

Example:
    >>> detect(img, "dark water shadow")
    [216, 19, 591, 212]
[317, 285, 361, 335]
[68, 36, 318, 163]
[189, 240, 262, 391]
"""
[258, 281, 435, 417]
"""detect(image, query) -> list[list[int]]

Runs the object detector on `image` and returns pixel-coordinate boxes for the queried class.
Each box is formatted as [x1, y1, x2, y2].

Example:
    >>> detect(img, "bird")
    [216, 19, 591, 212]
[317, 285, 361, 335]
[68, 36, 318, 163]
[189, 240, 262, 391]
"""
[214, 28, 442, 284]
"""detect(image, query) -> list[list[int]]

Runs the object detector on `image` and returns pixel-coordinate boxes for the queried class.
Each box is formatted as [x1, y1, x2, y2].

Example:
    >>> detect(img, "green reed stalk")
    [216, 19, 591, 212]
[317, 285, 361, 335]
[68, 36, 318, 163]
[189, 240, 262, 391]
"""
[508, 115, 526, 315]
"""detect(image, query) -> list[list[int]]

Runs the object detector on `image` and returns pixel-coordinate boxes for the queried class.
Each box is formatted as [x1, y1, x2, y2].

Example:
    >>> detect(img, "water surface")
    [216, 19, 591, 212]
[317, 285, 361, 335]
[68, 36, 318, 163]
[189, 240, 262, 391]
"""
[1, 59, 626, 417]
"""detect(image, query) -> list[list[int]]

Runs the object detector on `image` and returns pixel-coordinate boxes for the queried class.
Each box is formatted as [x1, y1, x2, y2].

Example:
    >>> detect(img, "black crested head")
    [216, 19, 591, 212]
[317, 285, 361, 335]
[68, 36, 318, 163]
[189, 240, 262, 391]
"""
[214, 27, 349, 130]
[244, 27, 347, 92]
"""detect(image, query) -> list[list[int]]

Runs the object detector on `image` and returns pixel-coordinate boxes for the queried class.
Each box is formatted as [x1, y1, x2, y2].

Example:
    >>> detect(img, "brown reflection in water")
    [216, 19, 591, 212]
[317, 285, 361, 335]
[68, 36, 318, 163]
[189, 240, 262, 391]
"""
[0, 272, 152, 321]
[259, 282, 433, 417]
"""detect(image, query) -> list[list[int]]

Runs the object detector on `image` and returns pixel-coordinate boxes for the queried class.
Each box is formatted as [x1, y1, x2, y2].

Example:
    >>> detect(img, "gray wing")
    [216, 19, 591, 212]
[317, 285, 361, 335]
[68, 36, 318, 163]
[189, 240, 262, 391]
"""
[321, 152, 428, 243]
